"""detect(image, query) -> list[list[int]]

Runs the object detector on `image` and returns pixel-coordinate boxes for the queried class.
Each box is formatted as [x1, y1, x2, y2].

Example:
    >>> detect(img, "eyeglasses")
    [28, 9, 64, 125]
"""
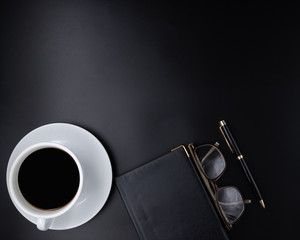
[188, 143, 250, 230]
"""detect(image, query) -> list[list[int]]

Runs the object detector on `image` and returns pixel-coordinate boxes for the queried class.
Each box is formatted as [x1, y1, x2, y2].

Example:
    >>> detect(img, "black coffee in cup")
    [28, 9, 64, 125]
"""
[18, 148, 80, 210]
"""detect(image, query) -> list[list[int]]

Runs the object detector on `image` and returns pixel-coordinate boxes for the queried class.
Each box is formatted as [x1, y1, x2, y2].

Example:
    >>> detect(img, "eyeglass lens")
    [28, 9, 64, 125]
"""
[217, 187, 244, 224]
[195, 145, 225, 180]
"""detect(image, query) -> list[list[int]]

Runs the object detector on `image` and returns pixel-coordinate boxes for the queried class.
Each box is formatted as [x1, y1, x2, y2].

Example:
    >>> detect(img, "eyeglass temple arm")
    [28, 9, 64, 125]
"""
[188, 144, 217, 200]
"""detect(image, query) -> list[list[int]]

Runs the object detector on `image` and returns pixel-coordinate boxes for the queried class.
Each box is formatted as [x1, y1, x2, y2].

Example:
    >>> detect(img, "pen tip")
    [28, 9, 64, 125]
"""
[259, 200, 265, 208]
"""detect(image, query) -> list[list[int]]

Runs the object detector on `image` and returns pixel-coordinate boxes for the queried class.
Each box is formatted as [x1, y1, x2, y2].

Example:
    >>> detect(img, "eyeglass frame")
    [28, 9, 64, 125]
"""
[188, 142, 250, 230]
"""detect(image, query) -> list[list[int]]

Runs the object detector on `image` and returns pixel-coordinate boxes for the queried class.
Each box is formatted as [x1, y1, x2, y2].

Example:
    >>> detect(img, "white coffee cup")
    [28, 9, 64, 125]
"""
[7, 142, 83, 231]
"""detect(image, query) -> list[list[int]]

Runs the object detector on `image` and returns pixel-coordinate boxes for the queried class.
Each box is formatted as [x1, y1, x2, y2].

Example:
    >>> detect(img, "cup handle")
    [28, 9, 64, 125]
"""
[37, 218, 53, 231]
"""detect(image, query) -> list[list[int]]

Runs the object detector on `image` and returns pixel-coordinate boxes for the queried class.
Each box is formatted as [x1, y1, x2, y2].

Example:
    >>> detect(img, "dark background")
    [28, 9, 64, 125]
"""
[1, 1, 299, 240]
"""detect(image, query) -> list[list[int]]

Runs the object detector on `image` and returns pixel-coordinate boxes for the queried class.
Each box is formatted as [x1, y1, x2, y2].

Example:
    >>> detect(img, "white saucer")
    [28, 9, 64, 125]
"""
[7, 123, 112, 230]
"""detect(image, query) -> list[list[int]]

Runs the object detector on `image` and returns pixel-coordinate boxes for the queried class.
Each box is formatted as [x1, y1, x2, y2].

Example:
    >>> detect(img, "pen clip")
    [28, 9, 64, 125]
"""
[219, 126, 234, 153]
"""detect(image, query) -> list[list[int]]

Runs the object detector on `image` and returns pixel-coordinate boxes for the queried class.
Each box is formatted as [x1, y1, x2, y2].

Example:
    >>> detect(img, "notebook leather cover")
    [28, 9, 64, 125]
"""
[115, 147, 229, 240]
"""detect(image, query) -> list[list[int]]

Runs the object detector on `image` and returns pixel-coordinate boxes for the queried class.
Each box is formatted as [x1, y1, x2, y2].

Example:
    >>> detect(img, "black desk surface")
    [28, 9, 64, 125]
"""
[1, 2, 299, 240]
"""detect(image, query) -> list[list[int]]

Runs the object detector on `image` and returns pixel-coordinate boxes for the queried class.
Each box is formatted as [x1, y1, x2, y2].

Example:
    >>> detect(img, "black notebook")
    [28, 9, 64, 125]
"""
[115, 146, 229, 240]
